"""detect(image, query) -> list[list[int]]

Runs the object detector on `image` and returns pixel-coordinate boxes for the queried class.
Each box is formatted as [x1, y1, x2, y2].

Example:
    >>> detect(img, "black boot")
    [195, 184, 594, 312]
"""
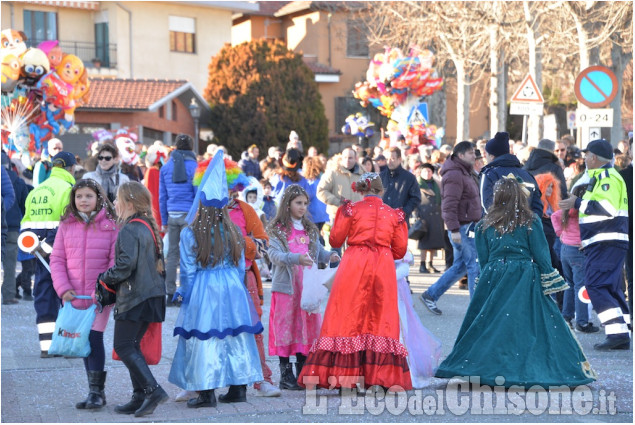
[134, 385, 169, 417]
[294, 359, 305, 381]
[218, 385, 247, 403]
[76, 371, 107, 409]
[187, 389, 216, 408]
[419, 263, 429, 274]
[114, 391, 144, 414]
[279, 363, 302, 391]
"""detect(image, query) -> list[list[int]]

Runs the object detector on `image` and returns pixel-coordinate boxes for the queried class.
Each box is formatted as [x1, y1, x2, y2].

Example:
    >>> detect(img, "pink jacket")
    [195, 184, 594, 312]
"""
[551, 209, 581, 246]
[50, 209, 118, 332]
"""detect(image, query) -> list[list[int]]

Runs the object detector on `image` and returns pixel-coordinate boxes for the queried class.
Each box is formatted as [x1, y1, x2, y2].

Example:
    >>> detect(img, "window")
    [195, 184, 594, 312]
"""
[23, 10, 58, 45]
[94, 22, 110, 67]
[171, 101, 178, 121]
[346, 20, 369, 58]
[143, 128, 165, 145]
[169, 16, 195, 53]
[158, 106, 164, 119]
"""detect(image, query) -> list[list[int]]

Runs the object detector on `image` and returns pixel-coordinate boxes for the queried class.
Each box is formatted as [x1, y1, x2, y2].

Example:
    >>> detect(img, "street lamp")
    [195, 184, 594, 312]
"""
[188, 98, 200, 155]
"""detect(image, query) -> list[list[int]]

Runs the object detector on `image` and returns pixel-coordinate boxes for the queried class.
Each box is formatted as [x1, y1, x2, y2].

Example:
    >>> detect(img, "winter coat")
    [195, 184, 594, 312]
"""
[479, 153, 543, 216]
[158, 152, 197, 224]
[99, 214, 166, 318]
[238, 152, 262, 180]
[523, 148, 567, 199]
[317, 163, 362, 220]
[414, 178, 445, 250]
[50, 209, 118, 332]
[268, 225, 333, 296]
[1, 166, 15, 211]
[439, 156, 482, 232]
[380, 165, 421, 222]
[5, 167, 30, 232]
[306, 176, 330, 224]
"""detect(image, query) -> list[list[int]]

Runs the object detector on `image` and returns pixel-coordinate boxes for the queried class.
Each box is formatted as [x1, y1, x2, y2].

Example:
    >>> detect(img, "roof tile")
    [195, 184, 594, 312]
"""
[81, 78, 188, 110]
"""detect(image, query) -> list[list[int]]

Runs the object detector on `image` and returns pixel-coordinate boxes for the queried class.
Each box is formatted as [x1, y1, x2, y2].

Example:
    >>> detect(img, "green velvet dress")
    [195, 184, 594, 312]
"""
[435, 216, 597, 388]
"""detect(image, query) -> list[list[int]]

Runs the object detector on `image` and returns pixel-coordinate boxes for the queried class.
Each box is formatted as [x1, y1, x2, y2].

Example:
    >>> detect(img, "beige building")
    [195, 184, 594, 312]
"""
[232, 1, 490, 148]
[1, 0, 258, 93]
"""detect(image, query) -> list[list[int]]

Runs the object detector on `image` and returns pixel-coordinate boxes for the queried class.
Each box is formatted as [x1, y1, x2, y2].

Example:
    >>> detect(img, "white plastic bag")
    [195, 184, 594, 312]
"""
[301, 263, 338, 313]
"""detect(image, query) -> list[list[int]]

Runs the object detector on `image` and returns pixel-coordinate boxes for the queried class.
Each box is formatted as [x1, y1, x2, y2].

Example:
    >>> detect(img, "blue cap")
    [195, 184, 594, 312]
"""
[52, 151, 77, 168]
[582, 139, 613, 159]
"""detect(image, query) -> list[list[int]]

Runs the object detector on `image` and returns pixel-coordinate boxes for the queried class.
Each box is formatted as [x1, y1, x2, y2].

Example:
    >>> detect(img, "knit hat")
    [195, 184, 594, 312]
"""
[536, 138, 556, 152]
[485, 132, 510, 157]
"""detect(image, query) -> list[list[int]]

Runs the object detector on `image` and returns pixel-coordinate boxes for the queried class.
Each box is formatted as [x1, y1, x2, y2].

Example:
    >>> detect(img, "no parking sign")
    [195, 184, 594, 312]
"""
[574, 66, 618, 108]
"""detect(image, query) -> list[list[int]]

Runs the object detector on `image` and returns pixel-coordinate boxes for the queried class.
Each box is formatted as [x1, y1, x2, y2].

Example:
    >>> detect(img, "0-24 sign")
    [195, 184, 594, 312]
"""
[575, 108, 614, 128]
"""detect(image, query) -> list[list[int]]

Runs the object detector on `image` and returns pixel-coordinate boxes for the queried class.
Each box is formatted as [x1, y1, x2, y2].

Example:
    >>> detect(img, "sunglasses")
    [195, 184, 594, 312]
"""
[98, 156, 113, 161]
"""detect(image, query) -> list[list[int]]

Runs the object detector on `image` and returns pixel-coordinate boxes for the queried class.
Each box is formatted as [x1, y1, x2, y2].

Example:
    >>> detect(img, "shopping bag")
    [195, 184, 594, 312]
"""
[48, 295, 96, 357]
[301, 263, 338, 313]
[112, 322, 162, 365]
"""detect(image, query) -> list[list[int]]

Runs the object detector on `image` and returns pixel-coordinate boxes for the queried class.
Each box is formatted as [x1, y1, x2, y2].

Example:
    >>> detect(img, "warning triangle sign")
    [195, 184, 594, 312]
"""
[511, 74, 544, 103]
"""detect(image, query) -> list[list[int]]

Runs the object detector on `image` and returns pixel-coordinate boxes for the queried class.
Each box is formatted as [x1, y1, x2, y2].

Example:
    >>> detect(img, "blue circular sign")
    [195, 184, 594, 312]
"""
[574, 66, 618, 108]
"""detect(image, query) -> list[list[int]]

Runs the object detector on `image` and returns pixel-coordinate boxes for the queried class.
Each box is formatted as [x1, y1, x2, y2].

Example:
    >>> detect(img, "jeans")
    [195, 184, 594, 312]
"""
[427, 223, 479, 301]
[1, 231, 18, 301]
[560, 244, 589, 326]
[166, 213, 188, 295]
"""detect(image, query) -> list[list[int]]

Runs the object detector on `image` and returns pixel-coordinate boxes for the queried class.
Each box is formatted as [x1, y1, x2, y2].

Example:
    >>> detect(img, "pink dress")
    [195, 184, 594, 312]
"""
[268, 227, 321, 357]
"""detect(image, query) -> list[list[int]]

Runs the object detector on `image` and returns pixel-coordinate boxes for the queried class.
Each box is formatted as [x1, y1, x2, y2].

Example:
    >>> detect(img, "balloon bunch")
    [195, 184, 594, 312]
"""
[341, 112, 374, 138]
[352, 47, 443, 141]
[1, 30, 90, 158]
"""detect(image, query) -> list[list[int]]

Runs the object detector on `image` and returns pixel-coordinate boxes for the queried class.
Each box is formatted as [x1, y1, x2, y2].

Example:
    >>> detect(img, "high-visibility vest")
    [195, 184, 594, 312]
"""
[578, 166, 629, 249]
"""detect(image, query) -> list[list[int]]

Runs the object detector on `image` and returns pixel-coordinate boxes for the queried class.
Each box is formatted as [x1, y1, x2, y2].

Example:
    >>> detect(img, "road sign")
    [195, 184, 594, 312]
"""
[510, 102, 544, 116]
[574, 66, 618, 108]
[589, 127, 601, 140]
[510, 74, 544, 103]
[567, 111, 576, 129]
[575, 108, 614, 127]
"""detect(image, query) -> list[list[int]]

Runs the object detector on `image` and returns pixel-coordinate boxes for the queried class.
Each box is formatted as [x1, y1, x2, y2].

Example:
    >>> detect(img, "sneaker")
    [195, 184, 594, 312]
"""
[254, 381, 281, 397]
[175, 389, 199, 402]
[575, 323, 600, 333]
[420, 291, 442, 315]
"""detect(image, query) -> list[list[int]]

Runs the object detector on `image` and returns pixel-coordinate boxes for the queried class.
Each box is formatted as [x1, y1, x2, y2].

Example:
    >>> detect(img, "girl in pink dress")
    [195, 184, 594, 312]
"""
[267, 185, 339, 391]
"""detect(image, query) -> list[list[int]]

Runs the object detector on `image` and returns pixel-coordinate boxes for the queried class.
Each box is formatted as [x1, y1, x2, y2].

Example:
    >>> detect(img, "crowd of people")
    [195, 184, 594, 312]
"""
[0, 127, 632, 416]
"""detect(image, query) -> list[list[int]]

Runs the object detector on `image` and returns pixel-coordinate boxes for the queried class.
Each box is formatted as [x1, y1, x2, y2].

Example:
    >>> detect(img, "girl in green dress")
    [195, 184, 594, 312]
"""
[435, 177, 597, 388]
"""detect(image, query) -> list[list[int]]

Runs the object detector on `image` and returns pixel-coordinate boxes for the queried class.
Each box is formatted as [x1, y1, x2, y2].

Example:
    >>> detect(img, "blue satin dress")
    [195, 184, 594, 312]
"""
[168, 227, 264, 391]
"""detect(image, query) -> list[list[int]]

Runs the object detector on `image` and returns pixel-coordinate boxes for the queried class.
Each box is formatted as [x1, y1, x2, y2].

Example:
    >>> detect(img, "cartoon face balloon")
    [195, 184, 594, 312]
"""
[1, 53, 20, 92]
[55, 54, 84, 86]
[20, 48, 50, 85]
[0, 29, 28, 61]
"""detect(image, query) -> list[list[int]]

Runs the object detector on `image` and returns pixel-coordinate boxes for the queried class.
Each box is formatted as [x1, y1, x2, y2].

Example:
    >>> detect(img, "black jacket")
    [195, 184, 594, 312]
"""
[100, 215, 166, 317]
[523, 149, 567, 199]
[479, 154, 543, 216]
[380, 164, 421, 220]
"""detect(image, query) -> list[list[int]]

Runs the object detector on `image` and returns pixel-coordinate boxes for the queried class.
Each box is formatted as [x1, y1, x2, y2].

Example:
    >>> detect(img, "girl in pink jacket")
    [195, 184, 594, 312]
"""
[50, 179, 118, 410]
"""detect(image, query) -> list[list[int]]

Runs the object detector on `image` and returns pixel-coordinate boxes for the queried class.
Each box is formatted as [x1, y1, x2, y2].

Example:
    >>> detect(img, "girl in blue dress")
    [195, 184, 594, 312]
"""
[168, 152, 263, 408]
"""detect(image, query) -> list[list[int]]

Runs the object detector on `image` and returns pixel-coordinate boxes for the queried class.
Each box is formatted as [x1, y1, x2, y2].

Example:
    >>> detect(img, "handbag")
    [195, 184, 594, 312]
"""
[112, 322, 162, 365]
[301, 261, 338, 314]
[408, 218, 428, 240]
[48, 295, 96, 357]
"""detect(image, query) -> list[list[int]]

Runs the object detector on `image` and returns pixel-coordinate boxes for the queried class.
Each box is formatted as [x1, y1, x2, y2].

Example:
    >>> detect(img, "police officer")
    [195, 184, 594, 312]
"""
[20, 151, 76, 357]
[559, 139, 630, 351]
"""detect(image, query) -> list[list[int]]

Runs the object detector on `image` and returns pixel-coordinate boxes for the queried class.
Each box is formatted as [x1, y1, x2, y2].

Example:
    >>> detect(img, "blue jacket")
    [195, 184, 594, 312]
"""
[306, 176, 330, 224]
[1, 166, 15, 211]
[5, 167, 30, 231]
[238, 152, 262, 180]
[479, 154, 543, 216]
[158, 153, 197, 224]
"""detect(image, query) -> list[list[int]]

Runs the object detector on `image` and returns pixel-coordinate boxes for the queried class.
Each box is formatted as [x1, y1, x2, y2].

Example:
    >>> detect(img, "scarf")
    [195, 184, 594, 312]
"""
[78, 211, 97, 223]
[418, 177, 441, 206]
[171, 150, 197, 183]
[291, 217, 304, 230]
[95, 164, 119, 200]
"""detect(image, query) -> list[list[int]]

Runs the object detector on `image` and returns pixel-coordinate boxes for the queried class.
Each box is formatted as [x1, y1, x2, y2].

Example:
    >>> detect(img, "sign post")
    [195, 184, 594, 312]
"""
[574, 66, 618, 146]
[509, 74, 544, 145]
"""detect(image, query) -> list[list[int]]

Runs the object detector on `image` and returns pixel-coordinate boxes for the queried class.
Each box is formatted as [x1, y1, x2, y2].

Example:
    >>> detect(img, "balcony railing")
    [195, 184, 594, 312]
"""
[26, 39, 117, 69]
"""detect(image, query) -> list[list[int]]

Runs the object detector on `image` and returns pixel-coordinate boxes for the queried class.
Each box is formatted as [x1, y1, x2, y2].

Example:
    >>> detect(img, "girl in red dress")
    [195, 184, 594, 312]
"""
[297, 173, 412, 391]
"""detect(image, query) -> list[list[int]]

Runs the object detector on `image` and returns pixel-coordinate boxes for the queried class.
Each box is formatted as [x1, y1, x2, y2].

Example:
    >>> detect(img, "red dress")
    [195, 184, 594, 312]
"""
[297, 195, 412, 390]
